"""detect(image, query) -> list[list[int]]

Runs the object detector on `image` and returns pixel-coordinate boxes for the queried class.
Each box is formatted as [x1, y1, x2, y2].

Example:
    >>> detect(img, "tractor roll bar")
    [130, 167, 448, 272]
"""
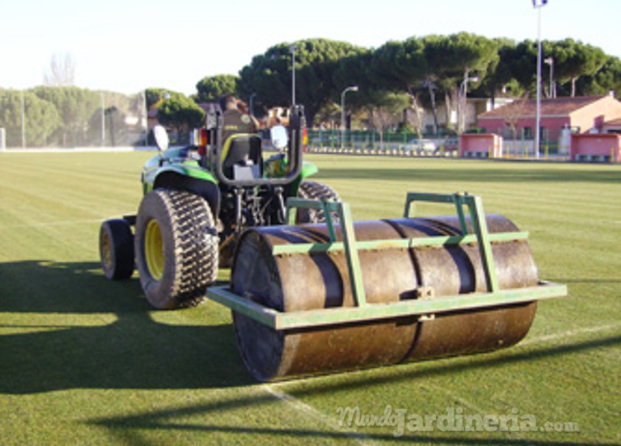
[209, 105, 305, 187]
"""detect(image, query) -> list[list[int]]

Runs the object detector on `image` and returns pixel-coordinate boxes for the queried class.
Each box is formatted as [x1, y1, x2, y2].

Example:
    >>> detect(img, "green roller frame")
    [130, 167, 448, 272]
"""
[206, 192, 567, 330]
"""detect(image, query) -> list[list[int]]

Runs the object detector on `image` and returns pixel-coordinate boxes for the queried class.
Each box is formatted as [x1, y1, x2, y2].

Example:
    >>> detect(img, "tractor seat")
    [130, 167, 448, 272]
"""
[221, 134, 262, 180]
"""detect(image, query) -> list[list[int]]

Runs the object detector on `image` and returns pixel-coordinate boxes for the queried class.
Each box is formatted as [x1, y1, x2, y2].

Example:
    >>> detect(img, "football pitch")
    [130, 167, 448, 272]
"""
[1, 151, 619, 445]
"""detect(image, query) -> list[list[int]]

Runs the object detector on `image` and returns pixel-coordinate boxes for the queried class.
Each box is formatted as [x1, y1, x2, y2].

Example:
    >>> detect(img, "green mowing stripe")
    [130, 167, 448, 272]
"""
[1, 152, 619, 446]
[0, 219, 103, 229]
[0, 154, 146, 227]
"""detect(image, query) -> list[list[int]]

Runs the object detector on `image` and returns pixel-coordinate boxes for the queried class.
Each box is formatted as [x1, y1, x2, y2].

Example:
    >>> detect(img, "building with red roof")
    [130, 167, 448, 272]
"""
[477, 93, 621, 142]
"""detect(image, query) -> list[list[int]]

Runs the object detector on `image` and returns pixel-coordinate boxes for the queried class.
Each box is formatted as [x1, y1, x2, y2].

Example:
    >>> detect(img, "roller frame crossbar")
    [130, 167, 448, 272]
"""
[206, 192, 567, 331]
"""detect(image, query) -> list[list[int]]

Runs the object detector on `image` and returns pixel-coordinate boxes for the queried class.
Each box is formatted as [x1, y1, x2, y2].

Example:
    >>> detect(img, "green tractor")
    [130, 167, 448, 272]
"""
[99, 102, 567, 382]
[99, 104, 339, 309]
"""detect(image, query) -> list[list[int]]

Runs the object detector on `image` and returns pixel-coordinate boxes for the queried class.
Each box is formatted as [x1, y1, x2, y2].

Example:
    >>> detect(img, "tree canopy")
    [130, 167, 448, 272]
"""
[156, 93, 205, 133]
[195, 75, 239, 103]
[576, 55, 621, 98]
[0, 86, 148, 148]
[2, 33, 618, 148]
[238, 38, 366, 125]
[545, 39, 607, 97]
[235, 33, 608, 129]
[0, 89, 62, 147]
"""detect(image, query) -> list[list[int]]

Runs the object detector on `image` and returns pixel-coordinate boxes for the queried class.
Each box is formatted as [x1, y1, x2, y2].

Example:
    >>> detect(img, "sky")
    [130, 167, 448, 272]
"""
[2, 0, 620, 96]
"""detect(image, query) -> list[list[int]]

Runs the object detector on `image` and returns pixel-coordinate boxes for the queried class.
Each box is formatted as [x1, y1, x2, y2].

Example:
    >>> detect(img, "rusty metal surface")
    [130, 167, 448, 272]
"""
[231, 221, 419, 381]
[386, 215, 538, 361]
[231, 215, 538, 382]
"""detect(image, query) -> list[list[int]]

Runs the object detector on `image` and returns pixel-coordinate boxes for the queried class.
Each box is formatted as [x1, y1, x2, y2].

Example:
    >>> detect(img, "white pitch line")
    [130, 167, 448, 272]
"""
[263, 384, 380, 446]
[259, 323, 619, 445]
[520, 322, 621, 347]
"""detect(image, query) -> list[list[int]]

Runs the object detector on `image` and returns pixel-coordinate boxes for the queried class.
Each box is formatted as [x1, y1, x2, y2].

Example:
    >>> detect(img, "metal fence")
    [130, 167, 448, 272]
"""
[307, 129, 460, 156]
[306, 129, 566, 160]
[0, 89, 148, 149]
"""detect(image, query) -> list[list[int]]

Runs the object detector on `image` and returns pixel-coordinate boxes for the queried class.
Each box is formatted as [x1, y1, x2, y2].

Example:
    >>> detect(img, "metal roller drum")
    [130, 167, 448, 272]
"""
[231, 214, 538, 382]
[386, 216, 537, 362]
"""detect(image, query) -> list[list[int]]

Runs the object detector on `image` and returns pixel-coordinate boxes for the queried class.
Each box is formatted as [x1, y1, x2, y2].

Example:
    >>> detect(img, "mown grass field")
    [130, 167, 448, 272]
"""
[1, 151, 619, 445]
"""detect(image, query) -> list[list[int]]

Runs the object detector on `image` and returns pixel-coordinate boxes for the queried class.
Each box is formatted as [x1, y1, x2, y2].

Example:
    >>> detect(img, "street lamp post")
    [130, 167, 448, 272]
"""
[533, 0, 548, 159]
[249, 93, 256, 116]
[290, 45, 298, 106]
[101, 91, 105, 146]
[143, 90, 148, 146]
[544, 57, 555, 98]
[340, 86, 358, 149]
[459, 76, 479, 134]
[20, 90, 26, 149]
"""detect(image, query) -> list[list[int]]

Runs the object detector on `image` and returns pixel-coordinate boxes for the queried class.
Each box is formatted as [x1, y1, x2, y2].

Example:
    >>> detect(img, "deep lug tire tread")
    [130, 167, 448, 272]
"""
[99, 219, 135, 280]
[135, 189, 218, 309]
[296, 181, 341, 224]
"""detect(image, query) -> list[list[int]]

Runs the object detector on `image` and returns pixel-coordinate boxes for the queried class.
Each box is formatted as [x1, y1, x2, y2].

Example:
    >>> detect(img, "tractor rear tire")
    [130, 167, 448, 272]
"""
[296, 181, 340, 224]
[134, 189, 219, 309]
[100, 219, 135, 280]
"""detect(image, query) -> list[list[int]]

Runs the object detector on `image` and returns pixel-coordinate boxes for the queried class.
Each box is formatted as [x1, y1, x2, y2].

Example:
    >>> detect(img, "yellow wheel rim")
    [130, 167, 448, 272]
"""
[101, 231, 112, 271]
[145, 219, 164, 280]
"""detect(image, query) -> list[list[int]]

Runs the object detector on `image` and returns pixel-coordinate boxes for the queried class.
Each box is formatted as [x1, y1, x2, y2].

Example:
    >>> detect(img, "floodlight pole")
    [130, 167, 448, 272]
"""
[20, 90, 25, 149]
[533, 0, 548, 159]
[290, 45, 298, 106]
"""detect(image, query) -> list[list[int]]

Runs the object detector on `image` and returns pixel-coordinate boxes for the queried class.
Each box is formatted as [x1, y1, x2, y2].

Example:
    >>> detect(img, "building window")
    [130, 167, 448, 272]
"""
[523, 127, 533, 139]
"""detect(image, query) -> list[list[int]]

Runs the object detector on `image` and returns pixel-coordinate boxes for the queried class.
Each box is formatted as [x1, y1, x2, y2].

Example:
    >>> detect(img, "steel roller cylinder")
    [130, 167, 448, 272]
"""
[231, 215, 538, 382]
[386, 216, 538, 362]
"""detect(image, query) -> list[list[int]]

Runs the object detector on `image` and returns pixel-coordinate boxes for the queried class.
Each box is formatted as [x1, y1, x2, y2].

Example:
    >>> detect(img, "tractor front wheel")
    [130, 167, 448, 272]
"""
[296, 181, 341, 224]
[134, 189, 219, 309]
[99, 219, 135, 280]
